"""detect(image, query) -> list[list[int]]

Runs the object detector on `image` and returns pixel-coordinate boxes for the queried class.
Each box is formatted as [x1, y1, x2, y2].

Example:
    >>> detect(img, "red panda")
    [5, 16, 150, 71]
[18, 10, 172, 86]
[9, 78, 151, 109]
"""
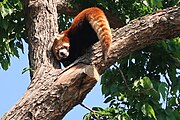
[52, 7, 112, 67]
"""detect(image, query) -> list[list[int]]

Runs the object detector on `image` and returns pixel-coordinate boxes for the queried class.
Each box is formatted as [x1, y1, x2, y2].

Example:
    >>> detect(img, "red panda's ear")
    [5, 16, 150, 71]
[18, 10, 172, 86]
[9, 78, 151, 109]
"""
[54, 33, 65, 41]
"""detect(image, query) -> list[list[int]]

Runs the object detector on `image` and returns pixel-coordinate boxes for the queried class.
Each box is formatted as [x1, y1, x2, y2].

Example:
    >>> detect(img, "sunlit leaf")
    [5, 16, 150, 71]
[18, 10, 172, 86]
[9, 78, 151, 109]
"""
[141, 103, 157, 120]
[142, 77, 153, 89]
[22, 67, 32, 74]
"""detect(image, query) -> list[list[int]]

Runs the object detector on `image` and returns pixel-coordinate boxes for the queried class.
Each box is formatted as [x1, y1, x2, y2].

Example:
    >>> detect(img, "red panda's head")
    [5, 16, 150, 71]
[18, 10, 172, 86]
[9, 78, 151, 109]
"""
[52, 32, 70, 61]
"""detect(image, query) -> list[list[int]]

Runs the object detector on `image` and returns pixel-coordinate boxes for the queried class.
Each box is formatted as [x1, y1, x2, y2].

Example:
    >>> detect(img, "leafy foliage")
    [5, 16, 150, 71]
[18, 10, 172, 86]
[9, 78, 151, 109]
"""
[58, 14, 73, 31]
[84, 39, 180, 119]
[0, 0, 25, 70]
[80, 0, 180, 120]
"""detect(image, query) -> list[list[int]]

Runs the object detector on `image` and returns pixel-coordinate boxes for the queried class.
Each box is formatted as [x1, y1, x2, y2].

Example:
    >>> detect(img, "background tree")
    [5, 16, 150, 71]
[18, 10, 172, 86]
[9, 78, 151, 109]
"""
[0, 0, 25, 70]
[0, 0, 179, 120]
[81, 0, 180, 120]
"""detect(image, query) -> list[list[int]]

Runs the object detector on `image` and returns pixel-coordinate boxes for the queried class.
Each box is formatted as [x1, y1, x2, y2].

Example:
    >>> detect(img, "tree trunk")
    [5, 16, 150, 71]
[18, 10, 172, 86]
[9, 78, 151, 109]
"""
[1, 1, 180, 119]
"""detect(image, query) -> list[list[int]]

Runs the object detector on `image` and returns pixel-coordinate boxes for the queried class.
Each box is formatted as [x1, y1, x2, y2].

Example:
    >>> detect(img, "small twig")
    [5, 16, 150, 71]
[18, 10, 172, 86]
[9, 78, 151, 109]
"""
[79, 103, 95, 113]
[113, 65, 131, 91]
[80, 103, 100, 119]
[119, 69, 131, 90]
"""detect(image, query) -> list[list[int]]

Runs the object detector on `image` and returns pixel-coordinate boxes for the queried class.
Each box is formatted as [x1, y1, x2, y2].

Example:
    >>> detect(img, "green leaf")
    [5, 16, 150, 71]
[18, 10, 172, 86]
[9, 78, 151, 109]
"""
[83, 113, 91, 120]
[0, 3, 8, 18]
[141, 103, 157, 120]
[11, 47, 19, 58]
[1, 59, 10, 70]
[165, 108, 176, 120]
[22, 67, 32, 74]
[0, 2, 13, 18]
[142, 77, 153, 89]
[168, 97, 177, 107]
[104, 96, 113, 103]
[101, 84, 110, 97]
[173, 110, 180, 120]
[1, 19, 8, 30]
[158, 82, 168, 101]
[92, 107, 103, 111]
[121, 112, 130, 120]
[150, 88, 160, 103]
[16, 41, 24, 53]
[110, 83, 119, 93]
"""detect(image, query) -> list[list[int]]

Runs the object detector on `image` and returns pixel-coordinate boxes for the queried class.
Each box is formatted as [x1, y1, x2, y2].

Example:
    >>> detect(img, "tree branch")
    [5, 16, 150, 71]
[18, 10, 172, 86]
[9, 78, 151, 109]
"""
[1, 5, 180, 120]
[56, 0, 125, 28]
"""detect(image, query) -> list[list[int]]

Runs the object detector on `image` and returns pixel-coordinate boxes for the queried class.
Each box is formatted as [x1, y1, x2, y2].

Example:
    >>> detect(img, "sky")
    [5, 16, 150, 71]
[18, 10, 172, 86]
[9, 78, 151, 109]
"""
[0, 43, 108, 120]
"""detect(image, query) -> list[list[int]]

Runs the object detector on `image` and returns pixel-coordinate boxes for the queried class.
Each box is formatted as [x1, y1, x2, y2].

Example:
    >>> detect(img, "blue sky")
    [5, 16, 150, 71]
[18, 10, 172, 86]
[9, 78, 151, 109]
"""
[0, 43, 108, 120]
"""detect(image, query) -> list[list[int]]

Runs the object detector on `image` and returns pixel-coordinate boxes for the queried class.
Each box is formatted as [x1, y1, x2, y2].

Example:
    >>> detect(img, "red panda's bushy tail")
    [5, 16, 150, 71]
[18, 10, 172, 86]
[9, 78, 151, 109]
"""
[87, 7, 112, 61]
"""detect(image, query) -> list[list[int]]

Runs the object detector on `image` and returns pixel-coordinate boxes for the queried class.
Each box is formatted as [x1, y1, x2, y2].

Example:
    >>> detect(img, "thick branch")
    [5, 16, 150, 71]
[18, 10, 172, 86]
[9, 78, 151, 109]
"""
[1, 6, 180, 120]
[71, 7, 180, 74]
[56, 1, 125, 28]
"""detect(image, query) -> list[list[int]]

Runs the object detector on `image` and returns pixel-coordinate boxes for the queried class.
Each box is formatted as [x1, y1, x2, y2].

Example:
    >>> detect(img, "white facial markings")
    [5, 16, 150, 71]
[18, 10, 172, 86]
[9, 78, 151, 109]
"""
[58, 48, 69, 58]
[56, 42, 70, 59]
[62, 43, 70, 47]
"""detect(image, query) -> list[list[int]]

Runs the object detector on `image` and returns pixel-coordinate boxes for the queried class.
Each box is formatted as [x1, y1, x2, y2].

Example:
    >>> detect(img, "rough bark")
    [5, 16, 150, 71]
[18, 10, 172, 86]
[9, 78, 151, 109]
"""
[56, 6, 125, 28]
[56, 1, 125, 28]
[1, 1, 180, 120]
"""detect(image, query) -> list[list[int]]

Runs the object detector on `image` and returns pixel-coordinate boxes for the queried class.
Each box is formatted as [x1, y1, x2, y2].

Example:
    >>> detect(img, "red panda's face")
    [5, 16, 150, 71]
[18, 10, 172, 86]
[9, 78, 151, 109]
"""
[55, 42, 69, 60]
[52, 33, 70, 61]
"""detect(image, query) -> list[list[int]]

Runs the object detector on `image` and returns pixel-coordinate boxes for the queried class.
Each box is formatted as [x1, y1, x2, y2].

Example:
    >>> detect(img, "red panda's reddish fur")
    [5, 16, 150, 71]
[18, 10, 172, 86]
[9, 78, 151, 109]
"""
[52, 7, 112, 66]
